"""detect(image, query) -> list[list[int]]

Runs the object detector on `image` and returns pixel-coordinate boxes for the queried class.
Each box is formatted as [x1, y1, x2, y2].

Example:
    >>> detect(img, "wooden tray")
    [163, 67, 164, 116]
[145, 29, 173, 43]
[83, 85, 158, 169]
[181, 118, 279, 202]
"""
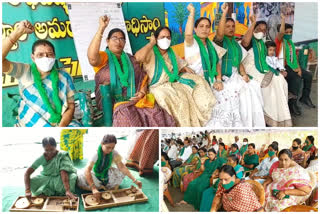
[81, 187, 148, 211]
[9, 196, 79, 212]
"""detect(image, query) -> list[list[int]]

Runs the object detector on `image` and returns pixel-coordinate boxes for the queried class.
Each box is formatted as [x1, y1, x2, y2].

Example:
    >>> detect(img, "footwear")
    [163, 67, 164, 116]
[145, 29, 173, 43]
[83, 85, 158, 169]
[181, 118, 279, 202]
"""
[299, 97, 316, 108]
[289, 99, 301, 116]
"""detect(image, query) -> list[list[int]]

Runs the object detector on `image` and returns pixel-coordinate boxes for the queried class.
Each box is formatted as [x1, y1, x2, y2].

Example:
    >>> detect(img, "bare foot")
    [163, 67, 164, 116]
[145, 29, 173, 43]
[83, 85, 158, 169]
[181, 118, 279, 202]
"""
[176, 200, 188, 206]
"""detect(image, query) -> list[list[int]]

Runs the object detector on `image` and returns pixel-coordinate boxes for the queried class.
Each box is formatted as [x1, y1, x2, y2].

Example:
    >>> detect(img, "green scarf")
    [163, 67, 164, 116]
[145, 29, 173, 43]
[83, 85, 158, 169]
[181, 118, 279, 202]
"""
[284, 38, 299, 70]
[302, 143, 313, 152]
[30, 63, 62, 124]
[105, 48, 136, 102]
[93, 145, 113, 182]
[179, 146, 185, 156]
[252, 38, 279, 75]
[240, 144, 248, 156]
[230, 150, 239, 156]
[194, 35, 218, 85]
[222, 36, 243, 77]
[150, 46, 196, 88]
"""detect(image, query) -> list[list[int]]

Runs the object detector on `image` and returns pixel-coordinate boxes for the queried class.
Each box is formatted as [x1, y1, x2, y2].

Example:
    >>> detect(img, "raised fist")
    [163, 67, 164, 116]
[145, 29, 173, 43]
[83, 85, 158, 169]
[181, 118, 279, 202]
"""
[16, 20, 34, 35]
[99, 15, 110, 29]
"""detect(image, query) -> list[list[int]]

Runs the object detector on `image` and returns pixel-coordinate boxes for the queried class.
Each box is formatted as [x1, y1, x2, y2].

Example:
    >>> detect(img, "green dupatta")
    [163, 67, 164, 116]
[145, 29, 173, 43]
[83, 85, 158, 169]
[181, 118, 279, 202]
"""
[252, 38, 279, 75]
[222, 36, 243, 77]
[93, 145, 113, 182]
[179, 146, 185, 156]
[186, 153, 199, 164]
[194, 35, 218, 85]
[302, 143, 313, 152]
[283, 38, 299, 70]
[150, 46, 195, 88]
[105, 48, 136, 103]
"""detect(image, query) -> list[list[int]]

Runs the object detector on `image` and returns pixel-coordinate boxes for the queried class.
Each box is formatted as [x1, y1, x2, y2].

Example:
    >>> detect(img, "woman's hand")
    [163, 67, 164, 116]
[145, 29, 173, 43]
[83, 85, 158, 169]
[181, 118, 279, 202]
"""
[149, 34, 157, 46]
[99, 15, 110, 30]
[16, 20, 34, 35]
[129, 91, 145, 102]
[213, 81, 223, 91]
[92, 188, 101, 203]
[221, 3, 229, 14]
[66, 190, 76, 200]
[187, 3, 195, 14]
[25, 189, 32, 201]
[200, 157, 206, 164]
[182, 66, 195, 74]
[242, 74, 250, 82]
[134, 180, 142, 189]
[276, 190, 286, 200]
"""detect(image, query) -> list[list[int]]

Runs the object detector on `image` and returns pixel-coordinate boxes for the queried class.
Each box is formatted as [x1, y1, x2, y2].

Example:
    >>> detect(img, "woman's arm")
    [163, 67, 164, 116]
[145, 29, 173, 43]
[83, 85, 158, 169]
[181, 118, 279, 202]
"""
[134, 35, 156, 64]
[277, 185, 312, 200]
[211, 195, 222, 212]
[3, 20, 34, 73]
[262, 175, 273, 190]
[241, 14, 256, 48]
[59, 102, 75, 127]
[215, 3, 228, 41]
[87, 16, 109, 67]
[277, 14, 286, 41]
[116, 161, 142, 188]
[239, 63, 250, 82]
[60, 170, 76, 199]
[185, 3, 195, 47]
[24, 167, 35, 200]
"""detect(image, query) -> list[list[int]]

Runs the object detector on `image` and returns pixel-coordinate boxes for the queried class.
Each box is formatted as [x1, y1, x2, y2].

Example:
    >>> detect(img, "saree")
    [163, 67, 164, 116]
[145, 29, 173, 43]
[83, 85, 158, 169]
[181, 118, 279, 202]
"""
[265, 164, 313, 211]
[183, 157, 226, 210]
[143, 50, 215, 127]
[217, 149, 228, 160]
[243, 153, 259, 171]
[172, 153, 199, 188]
[60, 129, 88, 160]
[94, 52, 175, 127]
[292, 151, 305, 166]
[126, 129, 159, 175]
[8, 62, 81, 127]
[30, 151, 77, 196]
[200, 164, 244, 212]
[182, 156, 208, 192]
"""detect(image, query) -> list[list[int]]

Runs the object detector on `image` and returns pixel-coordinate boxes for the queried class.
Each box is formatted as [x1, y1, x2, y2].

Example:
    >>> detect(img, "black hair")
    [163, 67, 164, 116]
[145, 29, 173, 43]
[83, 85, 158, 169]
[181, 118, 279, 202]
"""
[226, 17, 235, 24]
[208, 148, 217, 154]
[277, 23, 293, 32]
[220, 165, 236, 177]
[195, 17, 212, 28]
[254, 20, 267, 30]
[32, 40, 55, 54]
[248, 143, 255, 149]
[42, 137, 57, 147]
[293, 138, 302, 145]
[231, 143, 239, 150]
[271, 141, 279, 147]
[265, 40, 276, 49]
[154, 26, 172, 39]
[178, 141, 184, 146]
[199, 147, 207, 153]
[278, 149, 292, 159]
[192, 145, 199, 150]
[107, 28, 126, 40]
[243, 138, 248, 142]
[228, 154, 239, 164]
[307, 136, 314, 145]
[268, 143, 279, 152]
[219, 142, 225, 148]
[101, 134, 117, 144]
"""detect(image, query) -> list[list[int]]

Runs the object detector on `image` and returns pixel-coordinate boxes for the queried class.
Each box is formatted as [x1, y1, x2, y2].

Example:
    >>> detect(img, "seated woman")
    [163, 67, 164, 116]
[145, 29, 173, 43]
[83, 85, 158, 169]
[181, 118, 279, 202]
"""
[135, 26, 215, 127]
[2, 20, 80, 127]
[182, 147, 208, 192]
[211, 165, 263, 211]
[200, 154, 244, 212]
[264, 149, 313, 212]
[217, 143, 228, 160]
[184, 3, 244, 127]
[88, 16, 175, 127]
[248, 143, 278, 184]
[172, 146, 200, 188]
[77, 135, 142, 201]
[177, 149, 226, 210]
[228, 143, 240, 160]
[302, 136, 317, 166]
[24, 137, 77, 200]
[290, 138, 305, 166]
[241, 143, 259, 172]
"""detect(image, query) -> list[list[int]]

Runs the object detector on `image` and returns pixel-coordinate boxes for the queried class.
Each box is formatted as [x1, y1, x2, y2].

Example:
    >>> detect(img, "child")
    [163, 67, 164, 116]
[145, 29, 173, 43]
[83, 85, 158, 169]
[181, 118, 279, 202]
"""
[265, 41, 287, 77]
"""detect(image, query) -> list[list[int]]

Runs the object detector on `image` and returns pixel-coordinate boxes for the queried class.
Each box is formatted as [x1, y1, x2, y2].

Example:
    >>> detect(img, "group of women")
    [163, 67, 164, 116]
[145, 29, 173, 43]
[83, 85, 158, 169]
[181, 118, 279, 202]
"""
[162, 134, 317, 212]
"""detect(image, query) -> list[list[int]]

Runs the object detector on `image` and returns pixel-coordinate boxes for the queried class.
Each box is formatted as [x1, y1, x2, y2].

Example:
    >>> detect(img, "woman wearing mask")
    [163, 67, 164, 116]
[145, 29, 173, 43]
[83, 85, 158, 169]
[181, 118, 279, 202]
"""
[290, 138, 305, 166]
[2, 20, 80, 127]
[135, 26, 215, 127]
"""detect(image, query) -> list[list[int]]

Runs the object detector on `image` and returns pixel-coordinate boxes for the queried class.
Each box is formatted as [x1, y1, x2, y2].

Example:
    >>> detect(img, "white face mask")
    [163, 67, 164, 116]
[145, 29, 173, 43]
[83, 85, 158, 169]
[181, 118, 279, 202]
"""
[253, 32, 266, 41]
[34, 57, 55, 72]
[157, 38, 171, 50]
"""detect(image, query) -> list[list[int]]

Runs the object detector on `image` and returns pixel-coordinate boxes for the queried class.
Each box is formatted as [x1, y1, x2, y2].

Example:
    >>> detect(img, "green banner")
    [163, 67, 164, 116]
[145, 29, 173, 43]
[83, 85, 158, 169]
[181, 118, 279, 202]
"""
[2, 2, 81, 87]
[122, 2, 165, 54]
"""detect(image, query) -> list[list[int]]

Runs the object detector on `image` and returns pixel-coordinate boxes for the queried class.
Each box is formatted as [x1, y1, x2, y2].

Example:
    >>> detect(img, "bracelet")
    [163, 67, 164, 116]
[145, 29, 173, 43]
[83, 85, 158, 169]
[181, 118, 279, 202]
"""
[216, 79, 222, 83]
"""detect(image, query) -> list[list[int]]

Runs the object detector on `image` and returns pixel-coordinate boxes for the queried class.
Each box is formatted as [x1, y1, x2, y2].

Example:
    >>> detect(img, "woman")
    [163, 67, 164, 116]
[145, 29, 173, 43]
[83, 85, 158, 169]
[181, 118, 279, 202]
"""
[3, 20, 80, 127]
[60, 129, 88, 160]
[24, 137, 77, 200]
[135, 26, 215, 127]
[228, 143, 240, 160]
[126, 129, 159, 175]
[88, 16, 175, 127]
[184, 3, 243, 127]
[290, 138, 305, 166]
[241, 143, 259, 172]
[172, 146, 200, 188]
[200, 155, 244, 211]
[77, 135, 142, 202]
[211, 165, 263, 211]
[182, 147, 208, 192]
[264, 149, 312, 211]
[248, 143, 278, 184]
[161, 152, 172, 188]
[302, 136, 317, 165]
[217, 143, 228, 160]
[177, 149, 226, 210]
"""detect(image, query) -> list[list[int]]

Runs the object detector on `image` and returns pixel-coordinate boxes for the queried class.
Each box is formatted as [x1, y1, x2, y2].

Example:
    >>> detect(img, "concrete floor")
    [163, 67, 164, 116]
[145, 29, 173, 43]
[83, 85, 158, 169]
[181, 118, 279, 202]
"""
[164, 185, 197, 212]
[292, 81, 318, 127]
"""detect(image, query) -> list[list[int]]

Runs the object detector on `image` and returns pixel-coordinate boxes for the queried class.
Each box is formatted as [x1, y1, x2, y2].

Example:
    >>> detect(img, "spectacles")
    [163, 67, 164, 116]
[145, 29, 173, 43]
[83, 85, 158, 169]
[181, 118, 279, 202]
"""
[35, 52, 55, 58]
[110, 36, 126, 43]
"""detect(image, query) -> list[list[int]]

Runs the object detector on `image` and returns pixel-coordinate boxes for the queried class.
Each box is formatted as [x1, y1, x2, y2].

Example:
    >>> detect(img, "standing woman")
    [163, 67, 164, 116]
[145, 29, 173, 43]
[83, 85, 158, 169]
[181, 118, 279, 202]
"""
[184, 3, 243, 127]
[87, 16, 175, 127]
[135, 26, 216, 127]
